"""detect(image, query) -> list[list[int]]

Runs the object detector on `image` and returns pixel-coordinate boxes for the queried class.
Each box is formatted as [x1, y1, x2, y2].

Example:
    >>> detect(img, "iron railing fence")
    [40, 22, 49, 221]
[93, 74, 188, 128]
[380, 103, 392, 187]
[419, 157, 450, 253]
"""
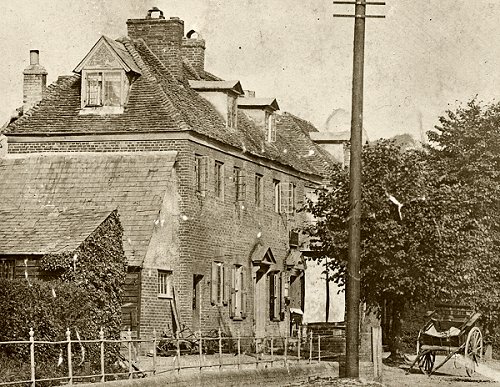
[0, 327, 346, 386]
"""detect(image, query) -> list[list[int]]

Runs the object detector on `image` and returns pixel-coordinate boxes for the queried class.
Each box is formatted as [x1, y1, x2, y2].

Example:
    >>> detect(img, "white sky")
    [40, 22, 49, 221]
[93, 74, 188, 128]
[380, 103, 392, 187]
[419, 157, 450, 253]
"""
[1, 0, 499, 141]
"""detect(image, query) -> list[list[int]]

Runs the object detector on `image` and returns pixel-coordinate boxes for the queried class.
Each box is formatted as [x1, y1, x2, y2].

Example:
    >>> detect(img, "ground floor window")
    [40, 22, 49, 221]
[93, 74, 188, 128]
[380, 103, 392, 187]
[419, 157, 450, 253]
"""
[230, 265, 247, 319]
[0, 259, 15, 279]
[269, 271, 282, 321]
[158, 270, 173, 298]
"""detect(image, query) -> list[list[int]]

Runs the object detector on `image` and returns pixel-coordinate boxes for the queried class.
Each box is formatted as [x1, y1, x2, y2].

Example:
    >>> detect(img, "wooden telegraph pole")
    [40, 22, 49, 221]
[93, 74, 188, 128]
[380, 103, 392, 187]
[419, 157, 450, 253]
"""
[333, 0, 385, 378]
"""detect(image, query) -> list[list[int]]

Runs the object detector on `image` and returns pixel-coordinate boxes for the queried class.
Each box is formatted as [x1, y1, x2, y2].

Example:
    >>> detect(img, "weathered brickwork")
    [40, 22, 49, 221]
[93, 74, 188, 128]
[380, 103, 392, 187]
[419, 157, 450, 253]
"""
[7, 137, 314, 338]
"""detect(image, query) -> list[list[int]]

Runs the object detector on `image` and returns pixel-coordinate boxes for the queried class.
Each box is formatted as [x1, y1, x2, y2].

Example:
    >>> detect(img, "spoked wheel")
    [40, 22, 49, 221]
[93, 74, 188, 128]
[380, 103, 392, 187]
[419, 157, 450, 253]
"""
[465, 327, 483, 377]
[418, 351, 435, 375]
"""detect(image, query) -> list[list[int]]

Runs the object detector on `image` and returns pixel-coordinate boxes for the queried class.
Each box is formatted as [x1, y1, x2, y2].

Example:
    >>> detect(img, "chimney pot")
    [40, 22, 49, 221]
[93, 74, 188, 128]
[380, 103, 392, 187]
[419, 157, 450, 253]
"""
[30, 50, 40, 65]
[244, 90, 256, 98]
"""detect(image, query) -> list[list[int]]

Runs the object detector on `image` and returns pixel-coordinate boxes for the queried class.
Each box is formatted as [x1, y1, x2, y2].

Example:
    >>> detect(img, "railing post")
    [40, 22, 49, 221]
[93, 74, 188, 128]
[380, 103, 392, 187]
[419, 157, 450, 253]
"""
[270, 335, 274, 367]
[127, 328, 133, 379]
[198, 330, 203, 372]
[218, 328, 222, 371]
[318, 335, 321, 363]
[29, 328, 35, 387]
[66, 328, 73, 385]
[309, 331, 313, 364]
[284, 335, 288, 367]
[99, 328, 105, 382]
[298, 328, 301, 363]
[176, 330, 181, 373]
[237, 330, 241, 370]
[152, 329, 157, 375]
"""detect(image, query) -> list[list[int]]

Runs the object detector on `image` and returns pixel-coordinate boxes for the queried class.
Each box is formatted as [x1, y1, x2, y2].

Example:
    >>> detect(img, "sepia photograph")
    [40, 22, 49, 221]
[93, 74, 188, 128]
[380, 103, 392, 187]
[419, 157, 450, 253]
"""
[1, 1, 500, 386]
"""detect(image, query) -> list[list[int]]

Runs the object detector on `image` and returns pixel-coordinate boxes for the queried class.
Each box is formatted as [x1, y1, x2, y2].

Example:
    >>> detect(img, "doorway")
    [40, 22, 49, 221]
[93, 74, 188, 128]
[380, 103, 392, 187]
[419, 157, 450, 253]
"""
[253, 265, 269, 338]
[192, 274, 203, 331]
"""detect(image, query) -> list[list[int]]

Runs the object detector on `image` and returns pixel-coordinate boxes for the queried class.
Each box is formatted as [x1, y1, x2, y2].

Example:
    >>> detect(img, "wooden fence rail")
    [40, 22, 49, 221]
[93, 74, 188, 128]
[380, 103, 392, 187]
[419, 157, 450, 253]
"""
[0, 327, 344, 387]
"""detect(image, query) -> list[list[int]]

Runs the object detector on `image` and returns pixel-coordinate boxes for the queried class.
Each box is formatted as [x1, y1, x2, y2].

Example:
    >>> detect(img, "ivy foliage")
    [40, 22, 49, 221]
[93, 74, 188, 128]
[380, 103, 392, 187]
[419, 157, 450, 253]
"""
[40, 210, 127, 337]
[0, 210, 127, 381]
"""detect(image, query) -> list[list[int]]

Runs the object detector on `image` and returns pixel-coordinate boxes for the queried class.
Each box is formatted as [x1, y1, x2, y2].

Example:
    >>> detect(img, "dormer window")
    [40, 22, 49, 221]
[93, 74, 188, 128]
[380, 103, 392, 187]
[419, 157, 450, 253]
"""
[84, 71, 123, 107]
[74, 36, 141, 115]
[189, 80, 244, 128]
[265, 111, 276, 142]
[237, 96, 279, 142]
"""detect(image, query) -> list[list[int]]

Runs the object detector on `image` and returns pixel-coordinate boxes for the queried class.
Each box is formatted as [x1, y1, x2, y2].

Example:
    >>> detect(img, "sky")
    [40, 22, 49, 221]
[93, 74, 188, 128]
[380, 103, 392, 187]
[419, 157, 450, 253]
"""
[1, 0, 500, 141]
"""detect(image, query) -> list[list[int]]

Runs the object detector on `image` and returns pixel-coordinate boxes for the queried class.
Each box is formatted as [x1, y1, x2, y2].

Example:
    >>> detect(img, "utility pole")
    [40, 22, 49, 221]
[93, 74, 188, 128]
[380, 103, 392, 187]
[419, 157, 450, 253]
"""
[333, 0, 385, 378]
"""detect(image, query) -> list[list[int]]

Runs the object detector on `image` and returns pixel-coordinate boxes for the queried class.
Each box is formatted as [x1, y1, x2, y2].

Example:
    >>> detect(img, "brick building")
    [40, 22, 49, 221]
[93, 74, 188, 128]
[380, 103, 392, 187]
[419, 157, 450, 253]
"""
[0, 8, 339, 339]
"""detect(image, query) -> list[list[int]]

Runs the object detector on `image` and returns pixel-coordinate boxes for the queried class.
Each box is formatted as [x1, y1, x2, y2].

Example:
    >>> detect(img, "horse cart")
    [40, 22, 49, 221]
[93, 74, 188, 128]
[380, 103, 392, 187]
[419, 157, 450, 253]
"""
[408, 303, 483, 376]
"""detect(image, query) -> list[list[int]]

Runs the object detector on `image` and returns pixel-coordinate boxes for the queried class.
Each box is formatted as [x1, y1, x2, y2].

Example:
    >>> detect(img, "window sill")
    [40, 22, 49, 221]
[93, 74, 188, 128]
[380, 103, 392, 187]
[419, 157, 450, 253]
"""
[158, 294, 173, 299]
[231, 316, 243, 321]
[79, 106, 124, 115]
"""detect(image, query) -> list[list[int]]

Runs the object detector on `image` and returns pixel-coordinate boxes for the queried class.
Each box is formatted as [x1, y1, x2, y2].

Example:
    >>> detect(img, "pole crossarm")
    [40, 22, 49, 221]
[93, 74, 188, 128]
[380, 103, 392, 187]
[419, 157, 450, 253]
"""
[333, 1, 385, 5]
[333, 14, 385, 18]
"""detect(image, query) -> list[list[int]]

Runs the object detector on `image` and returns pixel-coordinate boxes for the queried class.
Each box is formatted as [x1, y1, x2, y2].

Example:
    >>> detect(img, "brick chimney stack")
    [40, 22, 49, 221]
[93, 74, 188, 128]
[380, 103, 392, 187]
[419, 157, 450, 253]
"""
[127, 7, 184, 80]
[23, 50, 47, 113]
[181, 30, 205, 77]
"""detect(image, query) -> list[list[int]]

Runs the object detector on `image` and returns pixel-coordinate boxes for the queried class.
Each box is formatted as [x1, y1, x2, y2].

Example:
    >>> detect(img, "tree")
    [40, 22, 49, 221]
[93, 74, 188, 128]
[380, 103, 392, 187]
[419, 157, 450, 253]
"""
[303, 131, 500, 358]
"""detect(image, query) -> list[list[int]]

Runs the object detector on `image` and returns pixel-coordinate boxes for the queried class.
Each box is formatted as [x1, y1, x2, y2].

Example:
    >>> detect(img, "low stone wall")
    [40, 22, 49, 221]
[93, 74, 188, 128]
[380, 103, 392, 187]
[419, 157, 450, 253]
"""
[80, 362, 340, 387]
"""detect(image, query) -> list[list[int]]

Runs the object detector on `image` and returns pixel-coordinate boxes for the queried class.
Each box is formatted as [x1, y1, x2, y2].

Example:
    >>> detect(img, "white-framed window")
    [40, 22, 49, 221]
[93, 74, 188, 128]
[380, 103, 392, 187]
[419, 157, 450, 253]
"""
[281, 182, 296, 214]
[273, 179, 281, 213]
[83, 70, 124, 107]
[269, 271, 281, 321]
[214, 161, 224, 199]
[230, 265, 247, 319]
[211, 261, 226, 306]
[255, 173, 263, 209]
[265, 112, 276, 142]
[195, 154, 209, 195]
[158, 270, 173, 298]
[234, 166, 246, 202]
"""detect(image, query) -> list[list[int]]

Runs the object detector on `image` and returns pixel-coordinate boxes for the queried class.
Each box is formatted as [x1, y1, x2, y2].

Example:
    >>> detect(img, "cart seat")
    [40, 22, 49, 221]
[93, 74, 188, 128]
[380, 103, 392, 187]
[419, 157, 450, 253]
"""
[423, 325, 461, 338]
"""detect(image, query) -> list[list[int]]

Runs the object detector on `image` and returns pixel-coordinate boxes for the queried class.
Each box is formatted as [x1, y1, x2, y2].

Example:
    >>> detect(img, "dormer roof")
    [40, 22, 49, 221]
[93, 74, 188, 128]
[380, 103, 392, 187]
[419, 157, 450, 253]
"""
[238, 98, 279, 111]
[73, 36, 141, 74]
[188, 80, 243, 95]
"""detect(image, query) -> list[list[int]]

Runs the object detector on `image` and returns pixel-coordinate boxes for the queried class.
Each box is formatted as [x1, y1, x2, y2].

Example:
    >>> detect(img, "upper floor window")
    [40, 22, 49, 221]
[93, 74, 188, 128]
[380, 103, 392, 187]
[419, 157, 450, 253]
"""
[255, 173, 263, 209]
[234, 167, 246, 202]
[214, 161, 224, 200]
[195, 154, 208, 195]
[266, 112, 276, 142]
[283, 182, 296, 214]
[158, 270, 173, 298]
[273, 179, 281, 213]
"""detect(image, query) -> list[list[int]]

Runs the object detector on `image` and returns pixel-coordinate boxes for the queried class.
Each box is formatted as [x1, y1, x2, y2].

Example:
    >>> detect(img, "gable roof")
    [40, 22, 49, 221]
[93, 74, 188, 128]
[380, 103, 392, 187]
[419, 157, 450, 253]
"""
[188, 80, 244, 95]
[3, 35, 336, 179]
[0, 152, 177, 265]
[74, 35, 141, 74]
[238, 98, 279, 111]
[0, 208, 113, 255]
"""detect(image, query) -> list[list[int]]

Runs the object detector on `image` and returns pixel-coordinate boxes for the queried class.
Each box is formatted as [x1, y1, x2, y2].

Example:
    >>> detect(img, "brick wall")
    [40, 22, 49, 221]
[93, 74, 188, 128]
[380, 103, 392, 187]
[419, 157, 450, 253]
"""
[7, 137, 315, 339]
[127, 17, 184, 80]
[181, 38, 205, 76]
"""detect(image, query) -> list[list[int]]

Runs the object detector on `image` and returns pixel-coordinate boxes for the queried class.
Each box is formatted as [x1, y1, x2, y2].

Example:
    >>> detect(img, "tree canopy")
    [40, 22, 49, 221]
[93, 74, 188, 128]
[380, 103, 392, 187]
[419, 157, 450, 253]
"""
[303, 99, 500, 349]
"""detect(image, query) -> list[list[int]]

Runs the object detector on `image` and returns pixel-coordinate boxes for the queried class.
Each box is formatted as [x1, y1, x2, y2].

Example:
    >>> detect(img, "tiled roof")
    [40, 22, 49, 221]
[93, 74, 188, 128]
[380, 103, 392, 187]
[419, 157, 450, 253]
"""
[3, 35, 337, 178]
[238, 98, 279, 111]
[0, 152, 177, 265]
[0, 208, 113, 255]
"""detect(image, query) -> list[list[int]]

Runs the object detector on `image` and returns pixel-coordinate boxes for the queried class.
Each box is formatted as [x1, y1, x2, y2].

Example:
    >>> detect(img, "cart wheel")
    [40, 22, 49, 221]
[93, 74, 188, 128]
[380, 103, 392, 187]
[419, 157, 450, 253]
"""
[418, 351, 435, 375]
[465, 327, 483, 377]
